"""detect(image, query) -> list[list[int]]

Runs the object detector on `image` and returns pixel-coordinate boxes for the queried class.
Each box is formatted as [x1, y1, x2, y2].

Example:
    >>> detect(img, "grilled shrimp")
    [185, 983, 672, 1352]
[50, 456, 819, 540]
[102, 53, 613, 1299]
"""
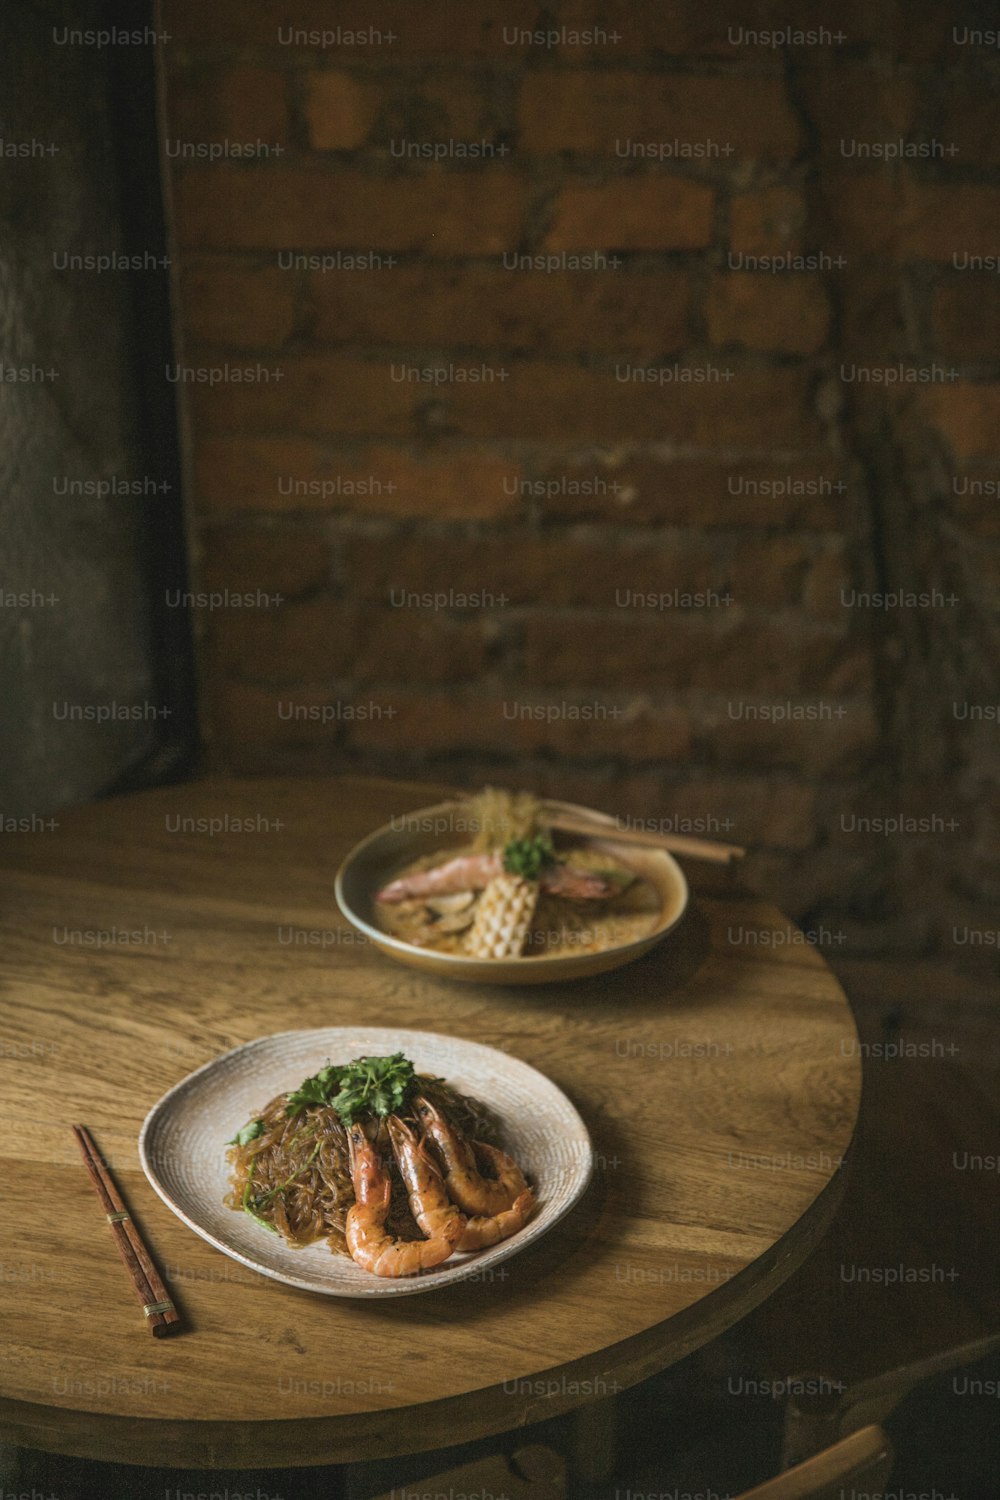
[457, 1186, 535, 1251]
[414, 1096, 532, 1216]
[385, 1115, 465, 1242]
[377, 850, 616, 903]
[345, 1123, 461, 1277]
[394, 1107, 535, 1253]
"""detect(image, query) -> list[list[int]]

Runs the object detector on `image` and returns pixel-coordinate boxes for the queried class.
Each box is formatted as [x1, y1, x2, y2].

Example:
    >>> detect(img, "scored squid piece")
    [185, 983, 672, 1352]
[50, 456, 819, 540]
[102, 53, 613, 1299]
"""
[463, 874, 539, 959]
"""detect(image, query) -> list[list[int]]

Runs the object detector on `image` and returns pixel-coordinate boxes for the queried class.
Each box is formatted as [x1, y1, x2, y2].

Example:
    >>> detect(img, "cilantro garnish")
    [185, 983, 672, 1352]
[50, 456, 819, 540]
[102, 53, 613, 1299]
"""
[240, 1158, 278, 1233]
[285, 1062, 345, 1118]
[503, 834, 554, 881]
[330, 1053, 417, 1125]
[230, 1048, 420, 1229]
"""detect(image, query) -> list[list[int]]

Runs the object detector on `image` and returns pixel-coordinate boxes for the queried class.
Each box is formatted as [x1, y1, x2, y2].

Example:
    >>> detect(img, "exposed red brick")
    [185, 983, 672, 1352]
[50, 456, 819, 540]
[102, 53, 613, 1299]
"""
[160, 0, 945, 62]
[730, 536, 847, 610]
[543, 177, 714, 251]
[799, 67, 916, 159]
[179, 261, 297, 347]
[196, 437, 332, 510]
[164, 0, 538, 52]
[352, 612, 493, 684]
[344, 531, 724, 607]
[524, 613, 871, 696]
[918, 386, 1000, 462]
[729, 187, 807, 257]
[210, 681, 341, 748]
[198, 524, 331, 598]
[310, 263, 691, 357]
[554, 0, 891, 57]
[705, 274, 831, 354]
[800, 545, 854, 615]
[303, 72, 381, 149]
[971, 547, 1000, 599]
[194, 438, 524, 519]
[165, 65, 290, 148]
[940, 90, 1000, 167]
[347, 689, 693, 760]
[549, 0, 732, 54]
[520, 74, 802, 157]
[948, 470, 1000, 536]
[369, 1, 540, 54]
[183, 356, 415, 437]
[368, 76, 491, 143]
[824, 177, 1000, 261]
[836, 264, 908, 361]
[700, 697, 877, 776]
[465, 363, 820, 447]
[183, 356, 821, 448]
[155, 2, 973, 951]
[352, 450, 524, 519]
[535, 457, 846, 528]
[175, 169, 527, 252]
[344, 531, 838, 611]
[204, 597, 358, 680]
[931, 279, 1000, 361]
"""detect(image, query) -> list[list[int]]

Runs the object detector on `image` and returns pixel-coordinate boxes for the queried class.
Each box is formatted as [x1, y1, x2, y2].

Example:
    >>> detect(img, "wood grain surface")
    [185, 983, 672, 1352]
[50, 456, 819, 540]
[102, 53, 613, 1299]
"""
[0, 776, 861, 1469]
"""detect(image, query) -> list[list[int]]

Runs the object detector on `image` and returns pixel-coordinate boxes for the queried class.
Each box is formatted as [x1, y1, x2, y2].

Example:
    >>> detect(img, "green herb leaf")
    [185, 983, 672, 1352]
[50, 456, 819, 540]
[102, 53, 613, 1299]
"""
[229, 1118, 265, 1147]
[330, 1052, 417, 1125]
[282, 1053, 417, 1126]
[240, 1157, 278, 1233]
[285, 1061, 344, 1118]
[503, 834, 554, 881]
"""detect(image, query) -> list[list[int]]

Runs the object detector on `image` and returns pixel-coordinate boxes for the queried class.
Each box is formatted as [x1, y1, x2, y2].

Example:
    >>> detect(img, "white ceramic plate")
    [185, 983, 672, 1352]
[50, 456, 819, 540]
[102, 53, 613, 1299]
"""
[139, 1027, 593, 1298]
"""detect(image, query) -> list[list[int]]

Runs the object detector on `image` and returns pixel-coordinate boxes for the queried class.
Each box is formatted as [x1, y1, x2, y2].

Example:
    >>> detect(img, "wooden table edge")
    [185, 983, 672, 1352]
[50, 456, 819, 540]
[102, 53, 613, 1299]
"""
[0, 1142, 856, 1470]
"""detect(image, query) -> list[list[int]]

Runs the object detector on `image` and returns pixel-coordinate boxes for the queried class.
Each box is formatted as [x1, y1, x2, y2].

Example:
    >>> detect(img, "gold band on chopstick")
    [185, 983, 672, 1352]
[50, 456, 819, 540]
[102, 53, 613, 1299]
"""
[106, 1210, 131, 1224]
[143, 1299, 175, 1317]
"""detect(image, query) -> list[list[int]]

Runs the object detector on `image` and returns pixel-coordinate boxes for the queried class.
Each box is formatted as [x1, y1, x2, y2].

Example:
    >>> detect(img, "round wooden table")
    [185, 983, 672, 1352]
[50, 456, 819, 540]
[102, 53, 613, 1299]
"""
[0, 776, 861, 1470]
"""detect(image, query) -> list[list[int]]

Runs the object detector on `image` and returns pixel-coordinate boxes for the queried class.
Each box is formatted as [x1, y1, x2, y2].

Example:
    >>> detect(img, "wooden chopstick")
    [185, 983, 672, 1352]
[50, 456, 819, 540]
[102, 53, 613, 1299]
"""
[72, 1124, 179, 1338]
[542, 810, 746, 865]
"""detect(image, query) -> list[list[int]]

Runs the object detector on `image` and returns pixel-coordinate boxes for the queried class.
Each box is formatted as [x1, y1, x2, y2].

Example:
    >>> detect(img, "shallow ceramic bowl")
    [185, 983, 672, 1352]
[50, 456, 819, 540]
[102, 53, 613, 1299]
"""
[335, 798, 689, 985]
[139, 1026, 592, 1298]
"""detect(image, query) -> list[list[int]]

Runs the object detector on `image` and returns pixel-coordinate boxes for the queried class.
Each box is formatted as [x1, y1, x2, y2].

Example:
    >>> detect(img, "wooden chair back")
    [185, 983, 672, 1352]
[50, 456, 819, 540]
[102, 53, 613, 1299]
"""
[736, 1424, 893, 1499]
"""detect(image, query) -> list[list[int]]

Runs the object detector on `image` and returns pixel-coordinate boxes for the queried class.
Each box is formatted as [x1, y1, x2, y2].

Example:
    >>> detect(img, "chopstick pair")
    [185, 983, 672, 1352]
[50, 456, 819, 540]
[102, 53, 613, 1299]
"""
[72, 1124, 180, 1338]
[454, 794, 745, 865]
[542, 809, 746, 866]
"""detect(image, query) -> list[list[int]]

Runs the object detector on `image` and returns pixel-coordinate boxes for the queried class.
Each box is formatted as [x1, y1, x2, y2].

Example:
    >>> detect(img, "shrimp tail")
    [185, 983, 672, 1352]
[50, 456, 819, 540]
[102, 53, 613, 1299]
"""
[459, 1187, 536, 1251]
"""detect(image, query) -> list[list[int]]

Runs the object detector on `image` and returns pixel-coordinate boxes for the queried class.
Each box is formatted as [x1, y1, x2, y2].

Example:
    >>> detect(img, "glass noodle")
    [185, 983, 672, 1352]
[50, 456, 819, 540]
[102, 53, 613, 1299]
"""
[225, 1075, 498, 1256]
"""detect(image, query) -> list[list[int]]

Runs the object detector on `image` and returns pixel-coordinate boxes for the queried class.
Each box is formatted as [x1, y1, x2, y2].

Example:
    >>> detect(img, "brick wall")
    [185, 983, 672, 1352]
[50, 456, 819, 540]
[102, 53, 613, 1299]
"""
[158, 0, 1000, 961]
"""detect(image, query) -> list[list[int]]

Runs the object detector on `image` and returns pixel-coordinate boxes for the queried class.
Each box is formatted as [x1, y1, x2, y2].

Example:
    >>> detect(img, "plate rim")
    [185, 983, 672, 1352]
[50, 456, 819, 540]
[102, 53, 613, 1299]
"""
[334, 796, 690, 973]
[138, 1025, 594, 1299]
